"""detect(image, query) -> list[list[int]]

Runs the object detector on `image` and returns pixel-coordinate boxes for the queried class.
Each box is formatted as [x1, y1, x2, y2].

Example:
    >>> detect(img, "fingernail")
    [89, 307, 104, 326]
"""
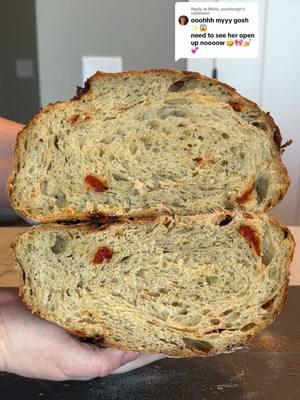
[121, 351, 139, 364]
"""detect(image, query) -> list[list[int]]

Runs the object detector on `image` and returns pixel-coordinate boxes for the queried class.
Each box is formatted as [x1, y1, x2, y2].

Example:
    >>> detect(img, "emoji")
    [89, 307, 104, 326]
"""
[235, 39, 243, 46]
[191, 46, 199, 54]
[192, 25, 198, 30]
[227, 39, 234, 46]
[200, 24, 207, 32]
[243, 40, 251, 47]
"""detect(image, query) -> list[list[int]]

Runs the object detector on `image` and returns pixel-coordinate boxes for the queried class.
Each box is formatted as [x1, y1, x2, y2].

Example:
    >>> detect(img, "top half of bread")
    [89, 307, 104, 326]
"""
[8, 69, 290, 223]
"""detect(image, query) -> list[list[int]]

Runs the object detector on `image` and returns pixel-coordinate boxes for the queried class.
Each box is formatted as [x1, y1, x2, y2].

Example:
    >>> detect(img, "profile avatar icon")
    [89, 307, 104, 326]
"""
[178, 15, 189, 25]
[200, 24, 207, 32]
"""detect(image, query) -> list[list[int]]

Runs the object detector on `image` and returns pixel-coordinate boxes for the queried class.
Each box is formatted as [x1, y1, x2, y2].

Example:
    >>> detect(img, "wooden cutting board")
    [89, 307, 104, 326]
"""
[1, 226, 299, 287]
[0, 227, 28, 287]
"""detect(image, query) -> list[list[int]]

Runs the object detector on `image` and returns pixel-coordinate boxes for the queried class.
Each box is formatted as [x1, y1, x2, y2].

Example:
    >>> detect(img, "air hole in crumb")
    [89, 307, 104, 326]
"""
[129, 142, 137, 155]
[100, 135, 114, 145]
[256, 175, 269, 203]
[159, 288, 168, 294]
[211, 318, 220, 325]
[148, 292, 160, 298]
[183, 338, 213, 353]
[221, 309, 233, 316]
[161, 126, 172, 135]
[168, 79, 186, 92]
[261, 234, 274, 266]
[168, 77, 200, 93]
[112, 173, 127, 182]
[224, 200, 234, 210]
[136, 269, 145, 278]
[206, 276, 218, 285]
[283, 229, 288, 239]
[50, 234, 68, 254]
[241, 322, 256, 332]
[218, 215, 233, 226]
[146, 120, 160, 129]
[252, 121, 268, 132]
[98, 148, 104, 157]
[222, 132, 229, 139]
[261, 298, 275, 310]
[178, 309, 188, 315]
[40, 180, 48, 194]
[157, 107, 187, 119]
[54, 135, 59, 150]
[52, 189, 66, 207]
[120, 255, 132, 262]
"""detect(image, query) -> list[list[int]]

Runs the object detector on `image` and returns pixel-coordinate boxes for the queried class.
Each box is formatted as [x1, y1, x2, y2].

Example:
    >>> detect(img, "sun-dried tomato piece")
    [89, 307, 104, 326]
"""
[261, 298, 274, 309]
[69, 114, 80, 124]
[237, 183, 255, 204]
[193, 157, 203, 164]
[69, 114, 91, 124]
[193, 157, 214, 165]
[239, 225, 260, 256]
[84, 175, 108, 192]
[228, 101, 242, 112]
[93, 246, 113, 264]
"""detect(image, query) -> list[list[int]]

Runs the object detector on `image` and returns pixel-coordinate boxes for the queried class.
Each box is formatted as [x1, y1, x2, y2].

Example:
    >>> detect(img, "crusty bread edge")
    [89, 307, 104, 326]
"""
[13, 212, 295, 356]
[7, 69, 290, 223]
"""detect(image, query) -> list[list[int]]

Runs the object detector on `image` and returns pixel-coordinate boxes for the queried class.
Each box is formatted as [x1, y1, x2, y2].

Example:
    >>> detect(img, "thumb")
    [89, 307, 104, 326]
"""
[59, 341, 139, 380]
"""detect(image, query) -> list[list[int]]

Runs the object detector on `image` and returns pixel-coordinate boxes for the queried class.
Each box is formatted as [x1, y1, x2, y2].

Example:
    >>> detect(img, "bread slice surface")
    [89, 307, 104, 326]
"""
[14, 212, 294, 356]
[8, 69, 289, 222]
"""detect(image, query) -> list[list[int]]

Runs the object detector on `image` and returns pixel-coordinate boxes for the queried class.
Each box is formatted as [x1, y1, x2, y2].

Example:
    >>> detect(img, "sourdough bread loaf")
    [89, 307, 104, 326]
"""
[14, 212, 294, 356]
[8, 69, 289, 223]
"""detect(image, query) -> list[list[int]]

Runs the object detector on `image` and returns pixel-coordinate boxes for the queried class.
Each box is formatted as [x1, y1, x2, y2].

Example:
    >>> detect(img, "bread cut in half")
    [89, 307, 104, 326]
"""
[8, 69, 289, 223]
[14, 212, 294, 356]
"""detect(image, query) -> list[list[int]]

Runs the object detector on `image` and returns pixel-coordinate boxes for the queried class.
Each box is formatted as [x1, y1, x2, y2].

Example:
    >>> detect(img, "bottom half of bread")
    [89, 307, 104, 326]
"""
[14, 212, 294, 356]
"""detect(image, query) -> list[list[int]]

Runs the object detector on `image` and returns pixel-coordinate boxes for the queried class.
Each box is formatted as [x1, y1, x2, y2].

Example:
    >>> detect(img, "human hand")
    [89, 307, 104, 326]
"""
[0, 118, 24, 209]
[0, 290, 138, 380]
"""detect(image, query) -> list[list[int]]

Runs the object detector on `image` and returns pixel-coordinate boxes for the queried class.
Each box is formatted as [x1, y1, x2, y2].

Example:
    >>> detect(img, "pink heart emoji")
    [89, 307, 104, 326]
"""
[191, 48, 196, 54]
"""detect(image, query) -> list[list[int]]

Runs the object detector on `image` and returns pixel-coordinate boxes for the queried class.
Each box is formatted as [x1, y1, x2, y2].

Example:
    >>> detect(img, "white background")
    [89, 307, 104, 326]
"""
[176, 2, 258, 59]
